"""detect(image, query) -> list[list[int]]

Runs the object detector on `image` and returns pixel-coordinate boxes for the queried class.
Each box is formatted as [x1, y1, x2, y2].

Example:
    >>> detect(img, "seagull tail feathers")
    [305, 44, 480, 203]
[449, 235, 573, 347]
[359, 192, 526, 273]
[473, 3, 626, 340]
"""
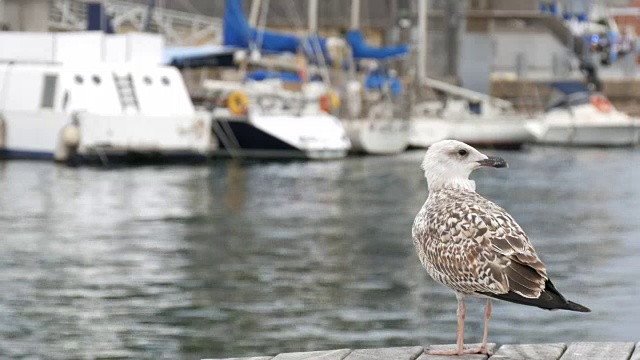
[565, 300, 591, 313]
[477, 279, 591, 313]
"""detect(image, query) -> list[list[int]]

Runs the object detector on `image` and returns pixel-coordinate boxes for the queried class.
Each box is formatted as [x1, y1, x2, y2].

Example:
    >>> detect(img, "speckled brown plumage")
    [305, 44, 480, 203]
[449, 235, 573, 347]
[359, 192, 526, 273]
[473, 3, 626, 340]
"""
[412, 188, 547, 299]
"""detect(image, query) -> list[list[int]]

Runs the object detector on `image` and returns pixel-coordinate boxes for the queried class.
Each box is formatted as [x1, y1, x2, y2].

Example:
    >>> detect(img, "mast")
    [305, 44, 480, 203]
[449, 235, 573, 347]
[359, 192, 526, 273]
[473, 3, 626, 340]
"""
[239, 0, 262, 75]
[307, 0, 330, 84]
[248, 0, 262, 27]
[417, 0, 428, 80]
[141, 0, 155, 32]
[308, 0, 318, 33]
[350, 0, 360, 30]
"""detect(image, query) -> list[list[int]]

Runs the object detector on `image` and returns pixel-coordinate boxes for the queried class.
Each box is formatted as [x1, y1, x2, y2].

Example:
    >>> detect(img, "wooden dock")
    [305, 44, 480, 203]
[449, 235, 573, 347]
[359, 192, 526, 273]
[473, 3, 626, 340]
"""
[205, 342, 640, 360]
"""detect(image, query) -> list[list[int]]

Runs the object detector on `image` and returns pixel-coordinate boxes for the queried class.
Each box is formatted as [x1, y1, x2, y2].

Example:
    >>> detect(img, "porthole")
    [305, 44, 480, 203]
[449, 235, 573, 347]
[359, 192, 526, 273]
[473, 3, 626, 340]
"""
[143, 76, 152, 85]
[74, 75, 83, 84]
[92, 75, 101, 85]
[161, 76, 170, 86]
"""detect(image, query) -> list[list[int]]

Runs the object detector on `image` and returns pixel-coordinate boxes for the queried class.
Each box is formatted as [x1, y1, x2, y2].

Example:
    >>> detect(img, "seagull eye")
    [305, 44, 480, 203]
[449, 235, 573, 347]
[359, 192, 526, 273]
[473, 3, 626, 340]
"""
[458, 149, 468, 157]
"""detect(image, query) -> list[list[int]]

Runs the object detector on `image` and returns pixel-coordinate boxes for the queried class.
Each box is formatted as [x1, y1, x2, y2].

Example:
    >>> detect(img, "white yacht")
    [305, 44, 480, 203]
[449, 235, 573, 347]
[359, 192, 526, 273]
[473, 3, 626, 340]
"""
[528, 87, 640, 147]
[410, 78, 537, 149]
[189, 0, 350, 160]
[202, 76, 350, 160]
[339, 0, 411, 155]
[341, 71, 410, 155]
[0, 31, 213, 164]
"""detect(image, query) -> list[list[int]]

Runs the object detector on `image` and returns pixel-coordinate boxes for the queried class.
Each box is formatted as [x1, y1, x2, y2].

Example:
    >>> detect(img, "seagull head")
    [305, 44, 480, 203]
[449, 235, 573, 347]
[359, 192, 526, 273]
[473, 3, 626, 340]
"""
[421, 140, 508, 191]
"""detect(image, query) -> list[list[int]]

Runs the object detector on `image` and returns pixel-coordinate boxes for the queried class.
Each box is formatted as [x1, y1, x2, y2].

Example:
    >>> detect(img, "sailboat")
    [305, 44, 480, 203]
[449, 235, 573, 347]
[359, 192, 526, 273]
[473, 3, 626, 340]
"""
[410, 0, 537, 149]
[201, 0, 351, 160]
[338, 0, 412, 155]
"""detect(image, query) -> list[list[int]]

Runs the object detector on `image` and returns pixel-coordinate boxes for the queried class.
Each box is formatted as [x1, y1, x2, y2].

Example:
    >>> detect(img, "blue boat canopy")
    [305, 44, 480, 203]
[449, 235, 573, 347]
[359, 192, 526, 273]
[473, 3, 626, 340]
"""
[346, 31, 410, 60]
[245, 70, 302, 83]
[224, 0, 300, 54]
[364, 70, 403, 96]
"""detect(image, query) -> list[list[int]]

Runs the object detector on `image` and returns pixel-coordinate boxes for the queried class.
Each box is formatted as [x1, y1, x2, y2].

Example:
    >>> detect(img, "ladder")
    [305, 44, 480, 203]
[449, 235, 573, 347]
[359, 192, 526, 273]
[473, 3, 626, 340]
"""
[113, 73, 139, 112]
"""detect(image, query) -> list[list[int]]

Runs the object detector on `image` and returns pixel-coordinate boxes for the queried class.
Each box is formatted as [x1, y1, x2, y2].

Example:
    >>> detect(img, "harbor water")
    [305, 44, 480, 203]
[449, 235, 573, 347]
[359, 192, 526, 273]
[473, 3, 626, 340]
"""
[0, 147, 638, 359]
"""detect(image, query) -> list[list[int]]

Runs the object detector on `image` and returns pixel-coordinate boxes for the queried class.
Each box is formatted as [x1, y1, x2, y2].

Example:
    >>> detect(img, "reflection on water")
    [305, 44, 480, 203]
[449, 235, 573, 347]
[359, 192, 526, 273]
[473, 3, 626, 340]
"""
[0, 147, 638, 359]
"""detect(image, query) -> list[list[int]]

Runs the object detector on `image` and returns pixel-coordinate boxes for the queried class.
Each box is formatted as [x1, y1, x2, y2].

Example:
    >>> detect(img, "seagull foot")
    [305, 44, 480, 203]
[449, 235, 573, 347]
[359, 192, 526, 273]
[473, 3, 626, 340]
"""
[425, 348, 462, 356]
[426, 346, 492, 356]
[464, 346, 493, 355]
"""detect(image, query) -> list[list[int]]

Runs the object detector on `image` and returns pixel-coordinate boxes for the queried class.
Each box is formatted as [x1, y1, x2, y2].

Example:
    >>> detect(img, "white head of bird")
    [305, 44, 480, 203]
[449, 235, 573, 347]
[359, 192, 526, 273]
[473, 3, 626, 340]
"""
[421, 140, 508, 192]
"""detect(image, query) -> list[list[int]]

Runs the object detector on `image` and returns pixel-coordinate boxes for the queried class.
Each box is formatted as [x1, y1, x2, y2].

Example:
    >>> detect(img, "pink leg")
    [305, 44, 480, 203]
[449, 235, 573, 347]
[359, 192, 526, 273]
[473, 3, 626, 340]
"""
[456, 295, 466, 353]
[480, 298, 492, 354]
[427, 295, 492, 356]
[426, 294, 467, 355]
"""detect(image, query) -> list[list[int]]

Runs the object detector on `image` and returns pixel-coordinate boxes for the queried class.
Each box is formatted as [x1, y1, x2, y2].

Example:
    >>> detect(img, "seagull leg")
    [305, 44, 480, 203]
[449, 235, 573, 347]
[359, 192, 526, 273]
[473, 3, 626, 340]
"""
[460, 298, 493, 355]
[480, 298, 492, 354]
[426, 293, 467, 355]
[456, 294, 466, 354]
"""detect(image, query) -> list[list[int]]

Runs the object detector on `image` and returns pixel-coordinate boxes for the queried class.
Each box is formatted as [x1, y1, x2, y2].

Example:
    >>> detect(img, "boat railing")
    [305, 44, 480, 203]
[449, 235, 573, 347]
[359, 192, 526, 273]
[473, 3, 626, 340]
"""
[49, 0, 223, 45]
[339, 88, 410, 121]
[202, 80, 328, 118]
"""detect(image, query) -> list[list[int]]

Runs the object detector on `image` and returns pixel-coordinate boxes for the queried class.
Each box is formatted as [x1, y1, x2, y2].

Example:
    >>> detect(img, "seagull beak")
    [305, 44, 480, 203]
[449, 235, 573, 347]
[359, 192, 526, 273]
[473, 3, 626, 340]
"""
[477, 156, 508, 168]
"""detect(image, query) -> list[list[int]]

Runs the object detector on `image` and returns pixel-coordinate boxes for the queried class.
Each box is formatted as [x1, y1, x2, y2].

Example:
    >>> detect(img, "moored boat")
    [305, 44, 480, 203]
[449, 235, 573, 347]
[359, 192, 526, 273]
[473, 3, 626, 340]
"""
[411, 79, 536, 150]
[528, 83, 640, 147]
[203, 77, 351, 160]
[0, 31, 213, 164]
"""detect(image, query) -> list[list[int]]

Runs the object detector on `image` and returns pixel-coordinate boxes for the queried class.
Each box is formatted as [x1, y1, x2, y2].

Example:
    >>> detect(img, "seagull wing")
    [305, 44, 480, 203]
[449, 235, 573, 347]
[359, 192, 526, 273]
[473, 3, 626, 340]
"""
[467, 197, 548, 299]
[466, 194, 590, 312]
[418, 190, 590, 312]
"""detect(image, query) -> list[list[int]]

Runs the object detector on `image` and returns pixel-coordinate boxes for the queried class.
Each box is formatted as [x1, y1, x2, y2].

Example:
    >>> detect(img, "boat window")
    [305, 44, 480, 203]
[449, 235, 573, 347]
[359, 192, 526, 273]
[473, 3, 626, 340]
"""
[92, 75, 101, 85]
[143, 76, 152, 85]
[161, 76, 170, 86]
[74, 75, 83, 84]
[40, 74, 58, 109]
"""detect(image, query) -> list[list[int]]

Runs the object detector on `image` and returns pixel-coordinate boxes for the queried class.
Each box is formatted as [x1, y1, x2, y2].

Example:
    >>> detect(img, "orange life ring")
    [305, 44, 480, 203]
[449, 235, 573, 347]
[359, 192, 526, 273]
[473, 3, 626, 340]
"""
[319, 91, 340, 113]
[228, 91, 249, 115]
[591, 95, 612, 113]
[320, 94, 331, 113]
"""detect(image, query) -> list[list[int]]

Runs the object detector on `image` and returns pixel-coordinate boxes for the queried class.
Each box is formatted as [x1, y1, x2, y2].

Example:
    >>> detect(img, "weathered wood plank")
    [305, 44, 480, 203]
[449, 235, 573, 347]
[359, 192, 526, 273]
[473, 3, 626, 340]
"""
[489, 343, 566, 360]
[559, 342, 635, 360]
[418, 344, 496, 360]
[272, 349, 352, 360]
[629, 342, 640, 360]
[344, 346, 424, 360]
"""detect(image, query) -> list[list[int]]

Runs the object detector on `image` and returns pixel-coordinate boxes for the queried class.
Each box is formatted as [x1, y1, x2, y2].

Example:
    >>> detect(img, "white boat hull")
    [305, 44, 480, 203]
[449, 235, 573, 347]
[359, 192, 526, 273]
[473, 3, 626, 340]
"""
[410, 116, 535, 149]
[535, 124, 640, 147]
[0, 111, 213, 160]
[409, 118, 450, 148]
[344, 119, 409, 155]
[449, 119, 536, 148]
[532, 104, 640, 147]
[211, 113, 351, 160]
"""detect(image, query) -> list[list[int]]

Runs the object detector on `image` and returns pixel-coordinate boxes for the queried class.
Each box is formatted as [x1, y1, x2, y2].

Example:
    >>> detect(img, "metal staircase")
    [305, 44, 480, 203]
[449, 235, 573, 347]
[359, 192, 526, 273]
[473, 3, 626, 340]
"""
[113, 74, 139, 112]
[48, 0, 224, 45]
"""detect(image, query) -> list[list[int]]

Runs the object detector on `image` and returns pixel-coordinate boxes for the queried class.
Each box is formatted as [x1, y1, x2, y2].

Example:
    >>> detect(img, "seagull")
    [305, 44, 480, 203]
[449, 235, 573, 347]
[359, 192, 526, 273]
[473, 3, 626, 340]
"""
[412, 140, 590, 356]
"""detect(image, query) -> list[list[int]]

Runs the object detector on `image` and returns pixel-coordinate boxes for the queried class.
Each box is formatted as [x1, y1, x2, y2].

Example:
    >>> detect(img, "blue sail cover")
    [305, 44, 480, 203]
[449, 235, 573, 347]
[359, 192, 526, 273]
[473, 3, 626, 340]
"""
[365, 71, 403, 96]
[246, 70, 302, 83]
[302, 34, 329, 62]
[346, 30, 409, 60]
[224, 0, 300, 53]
